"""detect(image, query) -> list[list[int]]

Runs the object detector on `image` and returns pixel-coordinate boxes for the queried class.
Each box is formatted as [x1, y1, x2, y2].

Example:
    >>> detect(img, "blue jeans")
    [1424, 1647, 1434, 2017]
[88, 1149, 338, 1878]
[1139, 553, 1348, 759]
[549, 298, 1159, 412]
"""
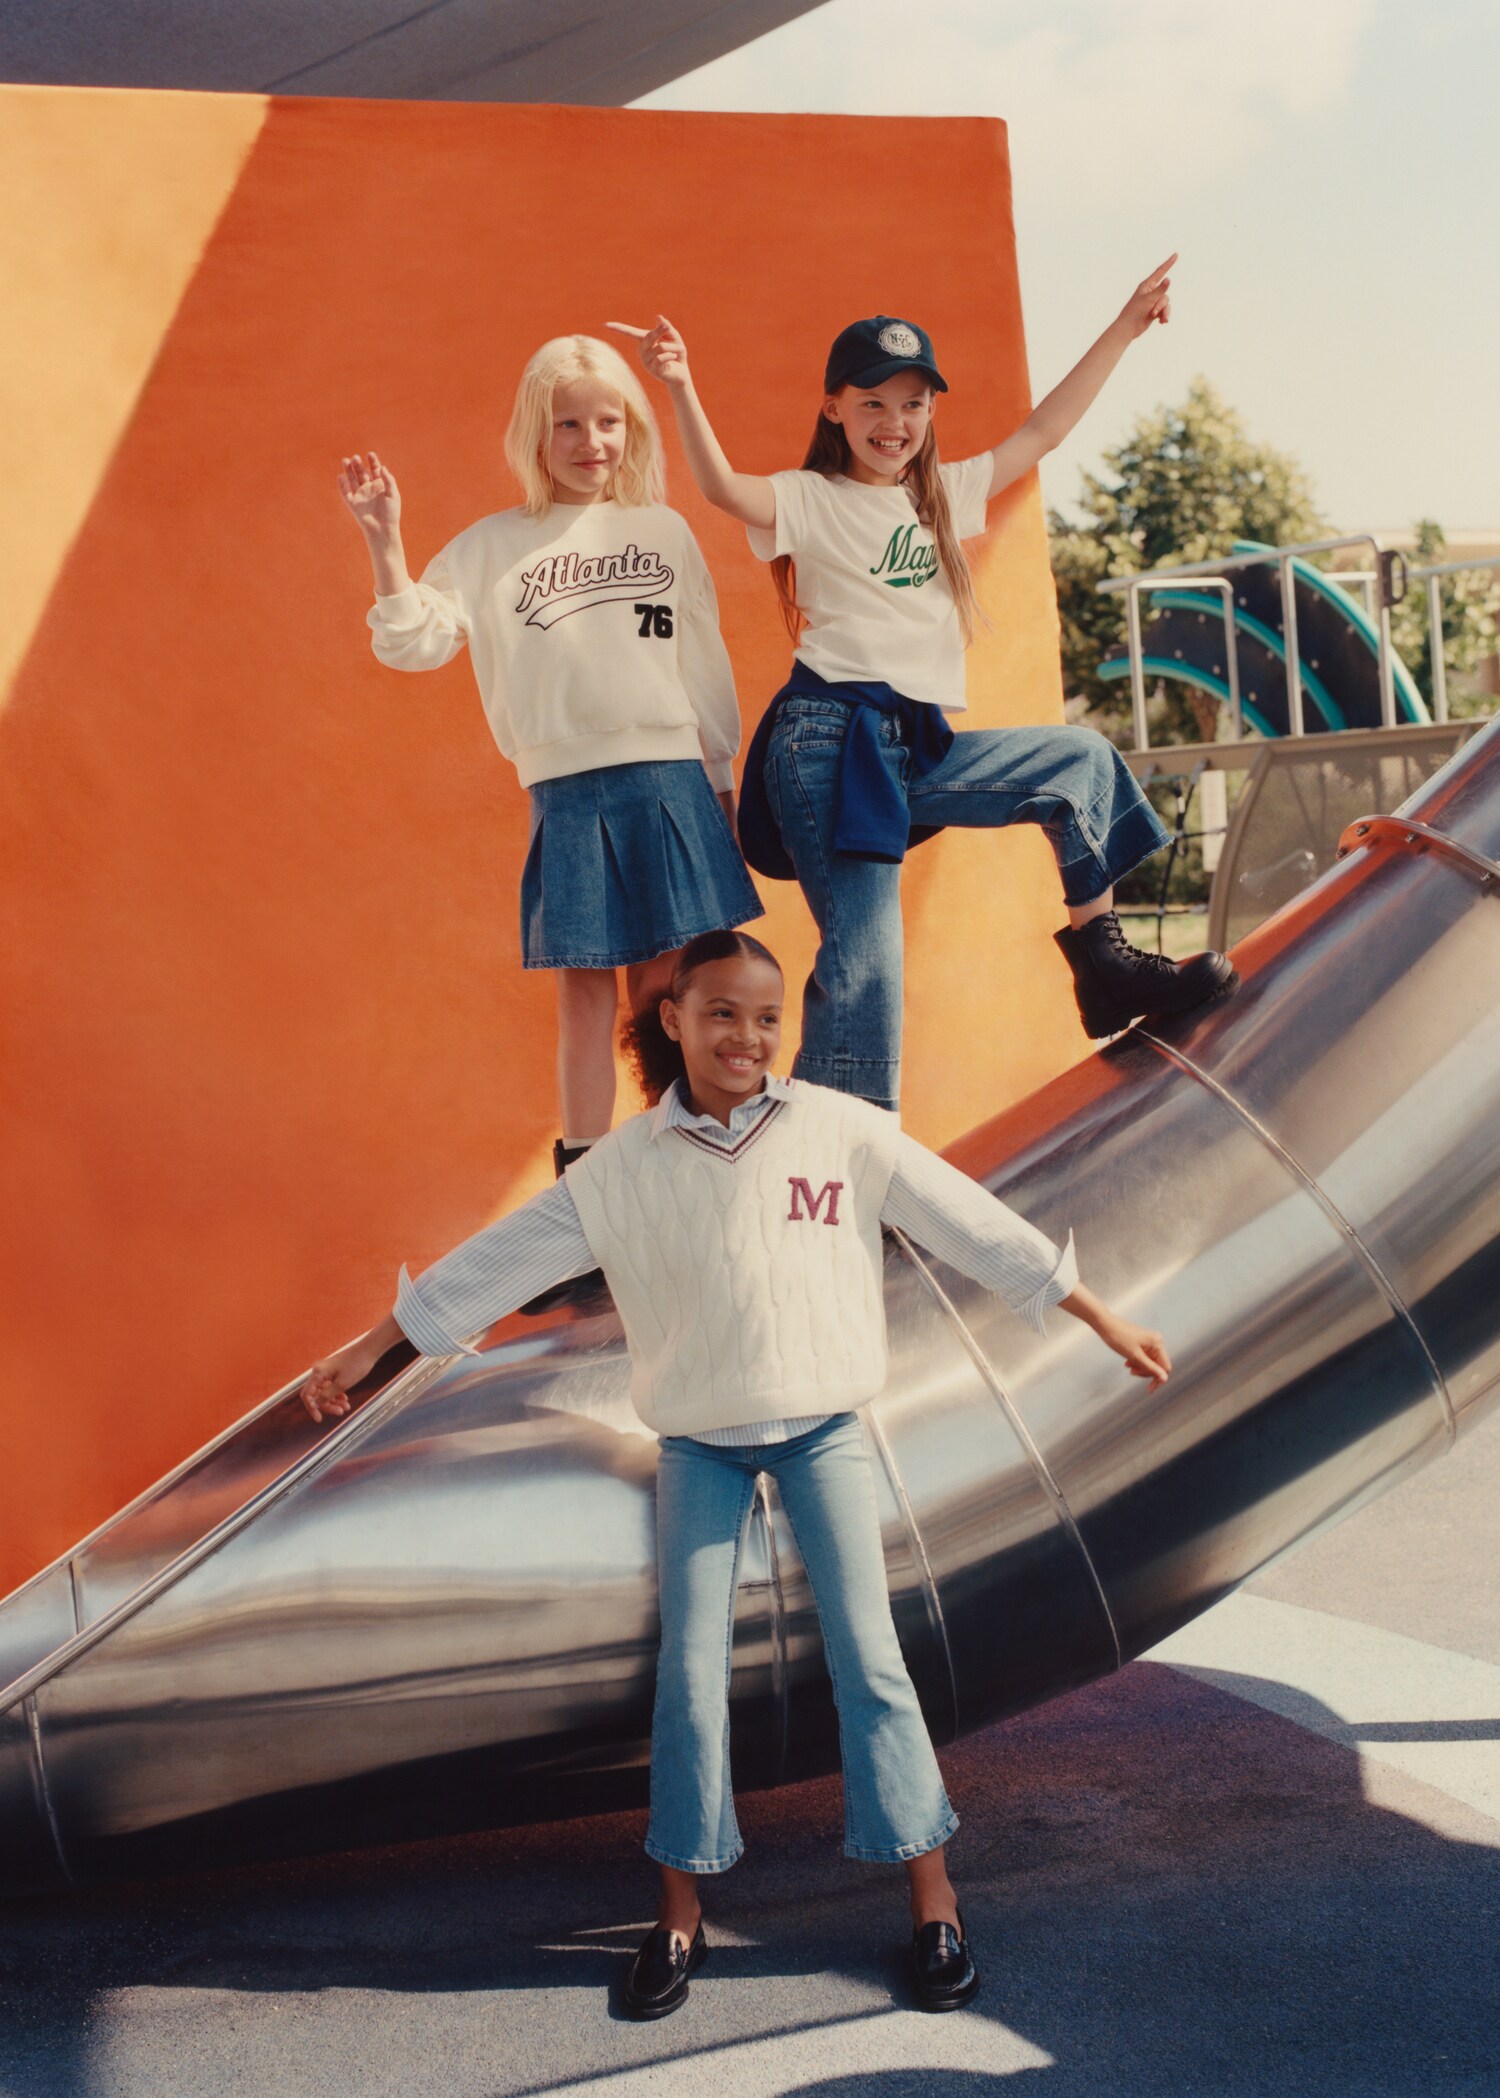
[646, 1415, 958, 1874]
[761, 695, 1171, 1107]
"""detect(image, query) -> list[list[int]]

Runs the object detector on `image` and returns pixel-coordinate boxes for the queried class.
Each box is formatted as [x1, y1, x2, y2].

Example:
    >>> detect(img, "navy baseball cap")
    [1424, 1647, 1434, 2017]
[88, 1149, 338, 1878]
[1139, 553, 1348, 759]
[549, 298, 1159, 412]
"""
[824, 315, 947, 394]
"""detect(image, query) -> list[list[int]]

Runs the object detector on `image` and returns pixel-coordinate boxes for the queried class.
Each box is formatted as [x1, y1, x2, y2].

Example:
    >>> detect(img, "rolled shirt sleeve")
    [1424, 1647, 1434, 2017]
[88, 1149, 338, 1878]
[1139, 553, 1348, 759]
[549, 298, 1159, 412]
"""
[938, 454, 996, 541]
[392, 1178, 600, 1357]
[882, 1131, 1076, 1336]
[366, 548, 469, 672]
[744, 468, 812, 564]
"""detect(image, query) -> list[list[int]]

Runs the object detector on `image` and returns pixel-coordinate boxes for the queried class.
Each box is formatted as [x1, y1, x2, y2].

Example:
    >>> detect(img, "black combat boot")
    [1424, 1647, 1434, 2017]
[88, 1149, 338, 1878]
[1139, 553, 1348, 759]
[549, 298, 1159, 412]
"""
[518, 1139, 609, 1316]
[1054, 911, 1237, 1040]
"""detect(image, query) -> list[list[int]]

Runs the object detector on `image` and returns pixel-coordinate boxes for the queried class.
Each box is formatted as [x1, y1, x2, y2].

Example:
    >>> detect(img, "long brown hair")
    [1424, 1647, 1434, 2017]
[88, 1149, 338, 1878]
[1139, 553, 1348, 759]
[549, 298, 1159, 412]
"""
[770, 406, 982, 647]
[622, 929, 783, 1106]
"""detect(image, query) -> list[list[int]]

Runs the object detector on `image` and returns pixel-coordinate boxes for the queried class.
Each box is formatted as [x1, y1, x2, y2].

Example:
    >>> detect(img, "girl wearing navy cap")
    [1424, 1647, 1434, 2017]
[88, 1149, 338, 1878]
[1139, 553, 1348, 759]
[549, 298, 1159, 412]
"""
[611, 263, 1234, 1113]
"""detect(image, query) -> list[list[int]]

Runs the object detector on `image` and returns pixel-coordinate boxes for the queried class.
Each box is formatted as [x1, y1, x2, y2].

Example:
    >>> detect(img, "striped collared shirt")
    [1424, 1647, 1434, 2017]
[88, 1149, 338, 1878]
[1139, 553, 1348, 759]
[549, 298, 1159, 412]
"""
[395, 1076, 1077, 1448]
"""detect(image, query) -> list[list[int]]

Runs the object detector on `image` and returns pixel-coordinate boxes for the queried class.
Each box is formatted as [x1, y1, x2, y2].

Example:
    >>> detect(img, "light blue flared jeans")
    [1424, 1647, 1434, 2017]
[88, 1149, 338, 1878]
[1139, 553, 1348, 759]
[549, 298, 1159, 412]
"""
[645, 1414, 957, 1874]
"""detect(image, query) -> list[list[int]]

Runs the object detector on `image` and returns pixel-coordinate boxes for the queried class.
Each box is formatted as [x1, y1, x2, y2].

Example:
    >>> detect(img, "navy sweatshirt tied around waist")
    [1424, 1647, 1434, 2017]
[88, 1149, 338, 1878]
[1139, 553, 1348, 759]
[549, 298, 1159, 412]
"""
[737, 664, 955, 882]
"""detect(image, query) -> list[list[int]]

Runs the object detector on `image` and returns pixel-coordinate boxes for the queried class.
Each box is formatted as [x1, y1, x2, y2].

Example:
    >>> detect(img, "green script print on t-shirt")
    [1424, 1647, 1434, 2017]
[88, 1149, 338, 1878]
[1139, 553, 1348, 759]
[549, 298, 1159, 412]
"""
[869, 520, 939, 590]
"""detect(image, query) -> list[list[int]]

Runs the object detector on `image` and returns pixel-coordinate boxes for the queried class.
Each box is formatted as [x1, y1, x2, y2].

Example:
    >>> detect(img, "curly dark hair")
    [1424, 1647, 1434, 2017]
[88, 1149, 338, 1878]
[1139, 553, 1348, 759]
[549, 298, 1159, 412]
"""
[622, 928, 782, 1106]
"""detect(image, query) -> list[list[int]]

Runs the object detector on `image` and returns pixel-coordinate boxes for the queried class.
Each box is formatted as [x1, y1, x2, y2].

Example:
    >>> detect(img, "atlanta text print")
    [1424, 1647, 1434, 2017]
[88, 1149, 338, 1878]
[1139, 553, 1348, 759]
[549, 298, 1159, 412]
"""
[516, 543, 675, 629]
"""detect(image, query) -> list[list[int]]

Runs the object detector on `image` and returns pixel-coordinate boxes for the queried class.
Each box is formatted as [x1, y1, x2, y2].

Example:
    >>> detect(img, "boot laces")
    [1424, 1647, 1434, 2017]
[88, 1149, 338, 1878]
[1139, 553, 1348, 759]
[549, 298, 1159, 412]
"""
[1097, 911, 1180, 979]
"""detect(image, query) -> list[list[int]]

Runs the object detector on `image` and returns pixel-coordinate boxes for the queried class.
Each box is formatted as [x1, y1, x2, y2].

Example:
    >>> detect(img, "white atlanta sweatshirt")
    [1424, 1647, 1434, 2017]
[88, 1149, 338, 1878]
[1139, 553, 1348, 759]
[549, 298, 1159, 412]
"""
[368, 500, 741, 791]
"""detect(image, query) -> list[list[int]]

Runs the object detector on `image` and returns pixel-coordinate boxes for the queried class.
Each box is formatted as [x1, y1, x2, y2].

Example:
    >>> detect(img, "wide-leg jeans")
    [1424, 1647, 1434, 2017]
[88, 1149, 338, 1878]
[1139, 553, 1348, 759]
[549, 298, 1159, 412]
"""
[761, 694, 1171, 1107]
[645, 1414, 958, 1874]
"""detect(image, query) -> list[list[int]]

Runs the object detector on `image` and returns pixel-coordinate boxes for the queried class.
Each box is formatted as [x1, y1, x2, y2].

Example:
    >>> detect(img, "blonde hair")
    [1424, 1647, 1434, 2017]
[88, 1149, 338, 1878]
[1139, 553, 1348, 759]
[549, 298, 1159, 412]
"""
[771, 403, 982, 646]
[504, 336, 664, 516]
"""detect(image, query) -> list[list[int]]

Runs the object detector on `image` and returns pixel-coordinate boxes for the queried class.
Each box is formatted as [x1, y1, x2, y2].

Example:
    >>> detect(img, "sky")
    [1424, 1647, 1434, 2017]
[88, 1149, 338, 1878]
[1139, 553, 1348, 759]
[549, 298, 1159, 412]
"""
[637, 0, 1499, 533]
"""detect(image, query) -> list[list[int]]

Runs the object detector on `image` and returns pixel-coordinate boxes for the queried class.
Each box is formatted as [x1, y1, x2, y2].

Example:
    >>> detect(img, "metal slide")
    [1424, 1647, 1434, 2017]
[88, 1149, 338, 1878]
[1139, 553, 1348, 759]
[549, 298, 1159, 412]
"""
[2, 722, 1498, 1896]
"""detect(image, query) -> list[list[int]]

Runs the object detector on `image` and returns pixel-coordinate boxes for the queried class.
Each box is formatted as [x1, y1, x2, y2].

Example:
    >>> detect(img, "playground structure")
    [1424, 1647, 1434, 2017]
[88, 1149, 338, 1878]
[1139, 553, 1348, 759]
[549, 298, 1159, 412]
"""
[1, 78, 1495, 1903]
[1, 716, 1496, 1895]
[1096, 537, 1500, 950]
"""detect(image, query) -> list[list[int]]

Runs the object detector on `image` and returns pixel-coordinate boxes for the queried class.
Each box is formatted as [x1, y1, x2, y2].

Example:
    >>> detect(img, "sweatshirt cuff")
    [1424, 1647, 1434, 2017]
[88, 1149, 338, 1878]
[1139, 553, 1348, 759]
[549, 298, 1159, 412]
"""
[705, 757, 736, 795]
[1019, 1230, 1078, 1337]
[393, 1263, 479, 1359]
[370, 584, 425, 628]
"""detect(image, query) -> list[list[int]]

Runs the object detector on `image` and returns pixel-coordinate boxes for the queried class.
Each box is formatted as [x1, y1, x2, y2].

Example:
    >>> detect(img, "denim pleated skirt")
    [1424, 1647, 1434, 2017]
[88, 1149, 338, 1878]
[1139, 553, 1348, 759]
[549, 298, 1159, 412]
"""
[521, 759, 764, 970]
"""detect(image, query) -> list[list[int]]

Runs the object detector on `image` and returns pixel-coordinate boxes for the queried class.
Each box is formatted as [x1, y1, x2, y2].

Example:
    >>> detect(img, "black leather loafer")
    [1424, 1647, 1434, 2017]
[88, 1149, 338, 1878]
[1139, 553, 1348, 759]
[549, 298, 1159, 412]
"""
[621, 1921, 708, 2020]
[911, 1910, 980, 2012]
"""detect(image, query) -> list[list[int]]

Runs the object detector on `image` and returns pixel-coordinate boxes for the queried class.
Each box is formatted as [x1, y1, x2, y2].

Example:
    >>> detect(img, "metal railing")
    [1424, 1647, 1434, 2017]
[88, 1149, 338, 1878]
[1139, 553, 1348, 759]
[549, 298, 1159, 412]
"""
[1122, 575, 1241, 752]
[1408, 554, 1500, 725]
[0, 1342, 451, 1717]
[1098, 534, 1405, 747]
[1327, 569, 1376, 612]
[1116, 721, 1480, 954]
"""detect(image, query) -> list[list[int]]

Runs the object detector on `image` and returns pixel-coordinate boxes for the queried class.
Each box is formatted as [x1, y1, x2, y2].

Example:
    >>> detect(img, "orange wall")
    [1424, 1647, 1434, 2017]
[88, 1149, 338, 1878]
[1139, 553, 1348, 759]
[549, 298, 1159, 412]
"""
[0, 91, 1085, 1595]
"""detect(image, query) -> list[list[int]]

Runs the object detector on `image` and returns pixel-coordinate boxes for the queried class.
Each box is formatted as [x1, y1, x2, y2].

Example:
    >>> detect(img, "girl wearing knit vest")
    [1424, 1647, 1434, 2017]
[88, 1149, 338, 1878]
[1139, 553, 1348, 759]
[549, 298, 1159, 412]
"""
[339, 336, 762, 1176]
[299, 929, 1170, 2019]
[609, 267, 1235, 1113]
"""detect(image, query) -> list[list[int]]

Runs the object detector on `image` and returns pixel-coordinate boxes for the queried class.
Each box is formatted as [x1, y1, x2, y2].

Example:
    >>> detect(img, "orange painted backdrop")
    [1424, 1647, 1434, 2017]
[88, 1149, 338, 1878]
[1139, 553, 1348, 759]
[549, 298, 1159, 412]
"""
[0, 90, 1086, 1595]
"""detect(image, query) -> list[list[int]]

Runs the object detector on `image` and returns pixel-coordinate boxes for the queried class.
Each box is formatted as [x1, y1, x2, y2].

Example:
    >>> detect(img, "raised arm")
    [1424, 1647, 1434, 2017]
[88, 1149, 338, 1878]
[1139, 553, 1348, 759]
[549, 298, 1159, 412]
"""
[982, 254, 1176, 502]
[608, 316, 776, 531]
[339, 450, 413, 597]
[342, 450, 469, 672]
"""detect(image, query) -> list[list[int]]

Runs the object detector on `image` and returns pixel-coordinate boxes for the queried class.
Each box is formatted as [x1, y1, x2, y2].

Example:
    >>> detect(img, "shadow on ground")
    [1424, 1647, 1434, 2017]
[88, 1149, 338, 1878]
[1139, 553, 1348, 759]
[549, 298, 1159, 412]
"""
[2, 1662, 1497, 2097]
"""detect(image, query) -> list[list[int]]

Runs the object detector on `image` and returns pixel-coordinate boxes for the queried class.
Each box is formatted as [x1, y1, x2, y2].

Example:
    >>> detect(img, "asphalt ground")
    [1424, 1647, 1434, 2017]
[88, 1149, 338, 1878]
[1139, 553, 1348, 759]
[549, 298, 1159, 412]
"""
[3, 1411, 1498, 2098]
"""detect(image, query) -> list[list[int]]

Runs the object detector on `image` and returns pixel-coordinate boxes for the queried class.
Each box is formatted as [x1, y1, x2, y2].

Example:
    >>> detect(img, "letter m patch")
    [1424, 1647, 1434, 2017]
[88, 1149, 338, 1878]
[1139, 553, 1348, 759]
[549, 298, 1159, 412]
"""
[787, 1176, 844, 1226]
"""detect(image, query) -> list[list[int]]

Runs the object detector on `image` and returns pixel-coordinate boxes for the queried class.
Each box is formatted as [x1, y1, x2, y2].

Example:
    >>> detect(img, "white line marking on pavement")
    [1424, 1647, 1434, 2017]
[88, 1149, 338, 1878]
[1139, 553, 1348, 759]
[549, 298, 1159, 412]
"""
[1150, 1593, 1500, 1825]
[538, 2002, 1052, 2095]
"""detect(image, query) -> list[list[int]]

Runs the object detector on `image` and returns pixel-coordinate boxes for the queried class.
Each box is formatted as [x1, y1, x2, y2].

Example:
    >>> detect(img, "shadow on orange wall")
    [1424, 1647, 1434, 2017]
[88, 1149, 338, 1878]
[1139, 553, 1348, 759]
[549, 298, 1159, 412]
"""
[0, 93, 1086, 1595]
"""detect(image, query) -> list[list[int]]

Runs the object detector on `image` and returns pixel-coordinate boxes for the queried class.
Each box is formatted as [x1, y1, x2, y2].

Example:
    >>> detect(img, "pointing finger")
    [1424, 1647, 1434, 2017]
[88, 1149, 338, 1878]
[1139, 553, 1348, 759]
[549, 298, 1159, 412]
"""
[606, 322, 650, 339]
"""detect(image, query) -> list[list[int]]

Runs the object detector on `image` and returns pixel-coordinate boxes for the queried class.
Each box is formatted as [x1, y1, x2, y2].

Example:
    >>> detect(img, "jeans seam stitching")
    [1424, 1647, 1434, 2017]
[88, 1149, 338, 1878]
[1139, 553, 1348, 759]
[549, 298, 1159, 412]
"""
[715, 1473, 756, 1861]
[785, 739, 855, 1068]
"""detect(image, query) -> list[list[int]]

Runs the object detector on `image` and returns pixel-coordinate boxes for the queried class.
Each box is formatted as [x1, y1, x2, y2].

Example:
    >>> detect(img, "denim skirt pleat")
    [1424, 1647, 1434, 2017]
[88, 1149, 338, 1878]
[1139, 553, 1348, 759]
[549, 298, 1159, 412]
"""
[521, 758, 764, 970]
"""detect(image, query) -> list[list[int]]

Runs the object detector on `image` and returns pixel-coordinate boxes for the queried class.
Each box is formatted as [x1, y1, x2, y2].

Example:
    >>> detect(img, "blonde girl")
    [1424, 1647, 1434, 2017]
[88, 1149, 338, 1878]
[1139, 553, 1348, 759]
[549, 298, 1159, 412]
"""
[339, 335, 762, 1175]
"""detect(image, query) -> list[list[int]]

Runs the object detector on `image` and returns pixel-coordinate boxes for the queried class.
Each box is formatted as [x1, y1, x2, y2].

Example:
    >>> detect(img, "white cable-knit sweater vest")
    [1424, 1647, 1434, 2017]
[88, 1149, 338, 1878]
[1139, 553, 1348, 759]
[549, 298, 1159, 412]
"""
[564, 1081, 900, 1436]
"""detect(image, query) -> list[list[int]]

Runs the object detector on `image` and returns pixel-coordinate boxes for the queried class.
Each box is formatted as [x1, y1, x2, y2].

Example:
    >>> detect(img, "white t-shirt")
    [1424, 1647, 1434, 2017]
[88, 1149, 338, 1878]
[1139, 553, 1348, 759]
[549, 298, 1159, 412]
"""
[368, 501, 739, 791]
[745, 455, 993, 711]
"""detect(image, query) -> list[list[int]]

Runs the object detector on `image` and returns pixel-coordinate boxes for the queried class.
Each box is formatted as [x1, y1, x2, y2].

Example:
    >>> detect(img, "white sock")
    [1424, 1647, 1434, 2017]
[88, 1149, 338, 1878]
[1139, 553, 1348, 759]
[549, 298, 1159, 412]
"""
[560, 1134, 598, 1152]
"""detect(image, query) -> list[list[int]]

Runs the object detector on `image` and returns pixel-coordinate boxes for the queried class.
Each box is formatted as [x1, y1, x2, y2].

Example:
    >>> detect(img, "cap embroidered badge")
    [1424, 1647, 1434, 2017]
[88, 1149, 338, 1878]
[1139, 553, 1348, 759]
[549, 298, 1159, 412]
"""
[823, 315, 948, 395]
[877, 323, 922, 359]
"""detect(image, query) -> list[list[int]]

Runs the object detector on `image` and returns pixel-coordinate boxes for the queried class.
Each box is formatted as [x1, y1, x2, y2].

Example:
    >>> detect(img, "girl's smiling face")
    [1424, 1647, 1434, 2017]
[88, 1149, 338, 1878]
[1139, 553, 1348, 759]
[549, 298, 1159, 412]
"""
[661, 956, 784, 1123]
[548, 375, 628, 504]
[823, 373, 936, 485]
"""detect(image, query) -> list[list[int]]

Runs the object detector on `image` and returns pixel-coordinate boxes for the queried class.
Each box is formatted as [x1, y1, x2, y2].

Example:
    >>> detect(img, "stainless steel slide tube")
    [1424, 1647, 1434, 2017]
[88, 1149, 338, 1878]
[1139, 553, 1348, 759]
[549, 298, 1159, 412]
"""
[2, 720, 1497, 1896]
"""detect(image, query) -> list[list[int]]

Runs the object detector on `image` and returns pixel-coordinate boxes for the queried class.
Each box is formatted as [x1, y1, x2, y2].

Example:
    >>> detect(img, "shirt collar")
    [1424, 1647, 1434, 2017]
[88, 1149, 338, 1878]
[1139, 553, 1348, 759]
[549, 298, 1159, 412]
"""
[649, 1072, 795, 1140]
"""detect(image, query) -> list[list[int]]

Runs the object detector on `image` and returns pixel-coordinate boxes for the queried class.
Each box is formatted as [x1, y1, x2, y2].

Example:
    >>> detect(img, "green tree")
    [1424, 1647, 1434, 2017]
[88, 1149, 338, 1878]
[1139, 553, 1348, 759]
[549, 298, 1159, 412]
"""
[1391, 519, 1499, 716]
[1050, 377, 1325, 736]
